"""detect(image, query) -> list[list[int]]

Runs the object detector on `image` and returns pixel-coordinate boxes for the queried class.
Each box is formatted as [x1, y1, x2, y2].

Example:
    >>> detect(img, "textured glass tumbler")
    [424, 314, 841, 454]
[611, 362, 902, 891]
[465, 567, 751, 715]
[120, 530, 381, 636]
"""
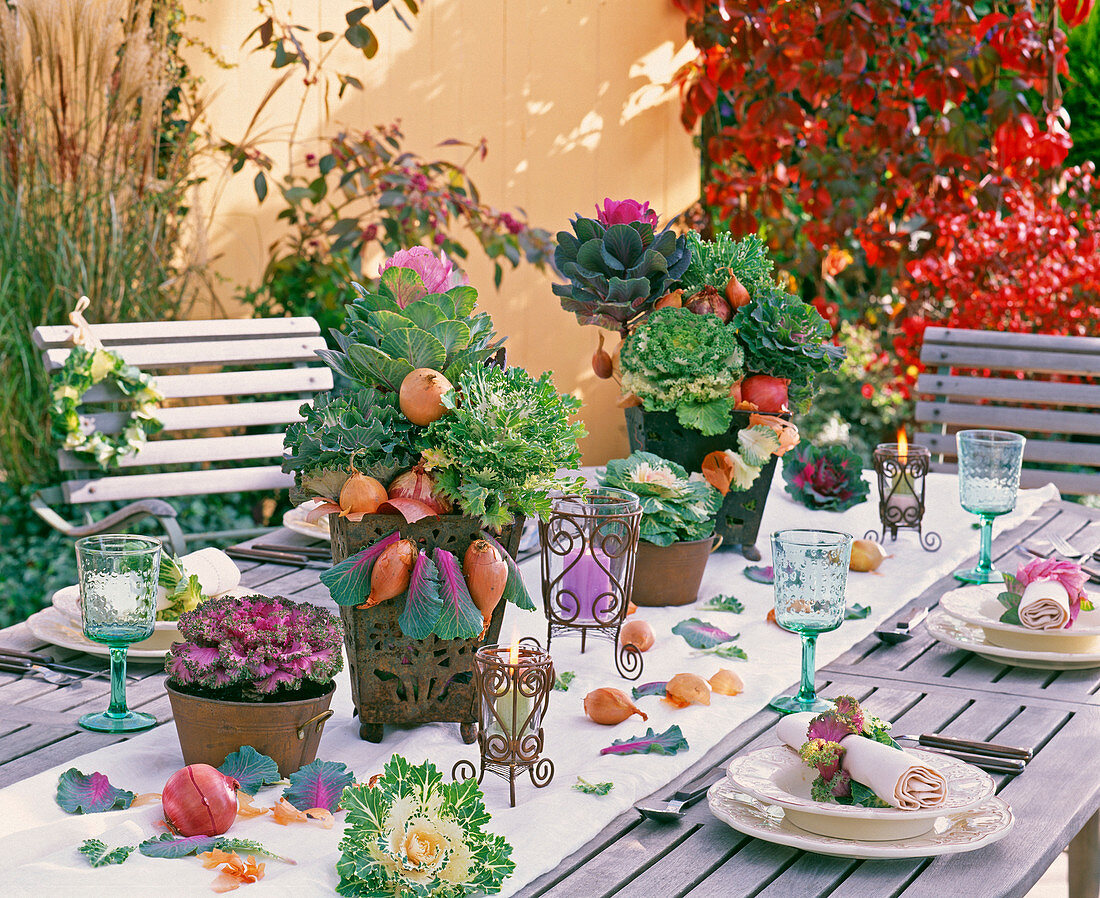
[769, 529, 853, 715]
[954, 430, 1026, 585]
[76, 534, 161, 732]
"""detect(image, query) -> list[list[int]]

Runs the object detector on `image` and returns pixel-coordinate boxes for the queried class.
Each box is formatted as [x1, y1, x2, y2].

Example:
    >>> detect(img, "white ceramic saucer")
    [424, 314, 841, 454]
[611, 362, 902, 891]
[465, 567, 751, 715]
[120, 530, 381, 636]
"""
[927, 609, 1100, 670]
[282, 502, 332, 540]
[707, 777, 1014, 859]
[940, 585, 1100, 653]
[725, 745, 993, 841]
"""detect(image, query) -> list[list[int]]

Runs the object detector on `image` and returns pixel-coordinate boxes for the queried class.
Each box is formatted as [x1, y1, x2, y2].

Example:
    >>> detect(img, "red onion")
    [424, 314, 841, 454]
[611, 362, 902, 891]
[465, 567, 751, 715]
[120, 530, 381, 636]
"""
[741, 375, 789, 413]
[162, 764, 239, 837]
[684, 285, 732, 323]
[388, 465, 452, 514]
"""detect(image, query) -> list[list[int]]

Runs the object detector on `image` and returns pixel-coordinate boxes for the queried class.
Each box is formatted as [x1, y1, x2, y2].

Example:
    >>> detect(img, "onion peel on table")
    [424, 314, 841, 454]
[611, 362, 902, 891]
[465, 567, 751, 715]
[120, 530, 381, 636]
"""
[199, 849, 265, 892]
[271, 797, 334, 828]
[131, 792, 161, 807]
[235, 793, 270, 819]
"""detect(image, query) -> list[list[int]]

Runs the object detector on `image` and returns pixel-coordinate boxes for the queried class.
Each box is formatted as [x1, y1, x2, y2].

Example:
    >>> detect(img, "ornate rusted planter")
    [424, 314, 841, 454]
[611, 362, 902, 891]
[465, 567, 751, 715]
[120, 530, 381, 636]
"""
[330, 514, 524, 744]
[625, 406, 781, 561]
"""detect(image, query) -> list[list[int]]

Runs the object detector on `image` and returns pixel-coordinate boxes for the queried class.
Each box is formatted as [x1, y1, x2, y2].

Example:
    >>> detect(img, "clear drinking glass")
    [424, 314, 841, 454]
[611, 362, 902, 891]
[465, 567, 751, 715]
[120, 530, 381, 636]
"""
[954, 430, 1026, 584]
[769, 529, 853, 715]
[76, 534, 162, 732]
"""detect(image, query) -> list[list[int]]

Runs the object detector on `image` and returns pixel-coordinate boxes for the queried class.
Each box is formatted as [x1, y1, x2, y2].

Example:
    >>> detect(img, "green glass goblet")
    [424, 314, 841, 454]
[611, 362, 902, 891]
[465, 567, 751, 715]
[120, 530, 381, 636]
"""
[76, 534, 162, 733]
[769, 529, 853, 715]
[954, 430, 1026, 585]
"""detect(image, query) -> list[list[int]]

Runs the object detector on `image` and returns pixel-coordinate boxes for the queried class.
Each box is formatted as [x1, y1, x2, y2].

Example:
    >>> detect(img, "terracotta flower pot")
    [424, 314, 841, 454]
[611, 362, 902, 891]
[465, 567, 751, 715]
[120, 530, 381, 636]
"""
[631, 534, 720, 606]
[166, 681, 335, 777]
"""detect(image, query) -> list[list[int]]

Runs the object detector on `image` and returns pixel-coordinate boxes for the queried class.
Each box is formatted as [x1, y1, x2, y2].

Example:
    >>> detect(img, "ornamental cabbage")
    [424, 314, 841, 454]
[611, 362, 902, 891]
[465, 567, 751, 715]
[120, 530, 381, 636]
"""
[598, 451, 722, 546]
[619, 307, 744, 436]
[166, 595, 344, 699]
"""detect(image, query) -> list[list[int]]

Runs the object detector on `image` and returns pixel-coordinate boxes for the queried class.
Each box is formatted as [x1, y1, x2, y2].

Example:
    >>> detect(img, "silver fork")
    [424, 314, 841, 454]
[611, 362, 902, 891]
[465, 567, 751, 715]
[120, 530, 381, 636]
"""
[1049, 533, 1100, 559]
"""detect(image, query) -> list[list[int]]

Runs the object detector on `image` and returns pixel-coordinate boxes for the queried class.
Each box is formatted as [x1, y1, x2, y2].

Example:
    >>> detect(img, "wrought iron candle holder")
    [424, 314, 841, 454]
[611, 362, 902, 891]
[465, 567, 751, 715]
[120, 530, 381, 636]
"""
[539, 487, 642, 679]
[866, 442, 941, 552]
[452, 637, 554, 807]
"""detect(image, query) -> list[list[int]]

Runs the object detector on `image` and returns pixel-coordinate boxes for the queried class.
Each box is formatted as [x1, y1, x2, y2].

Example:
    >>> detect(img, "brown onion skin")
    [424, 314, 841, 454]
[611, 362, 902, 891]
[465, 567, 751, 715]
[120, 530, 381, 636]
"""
[162, 764, 239, 837]
[583, 687, 648, 725]
[654, 289, 683, 310]
[359, 538, 417, 608]
[592, 332, 613, 379]
[388, 465, 452, 514]
[619, 619, 655, 652]
[463, 540, 508, 622]
[339, 472, 388, 517]
[399, 368, 453, 426]
[684, 285, 732, 323]
[725, 272, 751, 310]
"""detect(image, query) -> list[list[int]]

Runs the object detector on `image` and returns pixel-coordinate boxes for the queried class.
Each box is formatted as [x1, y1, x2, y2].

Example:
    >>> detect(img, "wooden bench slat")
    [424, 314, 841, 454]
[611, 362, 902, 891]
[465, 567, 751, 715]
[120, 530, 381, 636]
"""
[914, 400, 1100, 437]
[926, 461, 1100, 494]
[86, 399, 306, 435]
[917, 373, 1100, 408]
[32, 316, 322, 349]
[62, 465, 293, 504]
[915, 431, 1100, 468]
[43, 336, 327, 371]
[919, 344, 1100, 376]
[81, 366, 333, 402]
[922, 326, 1100, 355]
[58, 432, 287, 471]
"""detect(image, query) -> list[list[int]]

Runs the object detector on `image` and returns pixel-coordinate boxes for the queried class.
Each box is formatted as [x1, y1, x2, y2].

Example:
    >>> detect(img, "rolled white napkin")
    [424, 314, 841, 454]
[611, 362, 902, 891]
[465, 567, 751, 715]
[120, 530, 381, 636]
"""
[776, 711, 947, 810]
[156, 547, 241, 610]
[1018, 579, 1070, 630]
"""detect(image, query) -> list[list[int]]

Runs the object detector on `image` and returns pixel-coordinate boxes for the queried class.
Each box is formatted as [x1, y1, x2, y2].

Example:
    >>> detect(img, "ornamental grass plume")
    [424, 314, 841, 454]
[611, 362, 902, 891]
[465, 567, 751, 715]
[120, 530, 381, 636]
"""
[166, 595, 344, 700]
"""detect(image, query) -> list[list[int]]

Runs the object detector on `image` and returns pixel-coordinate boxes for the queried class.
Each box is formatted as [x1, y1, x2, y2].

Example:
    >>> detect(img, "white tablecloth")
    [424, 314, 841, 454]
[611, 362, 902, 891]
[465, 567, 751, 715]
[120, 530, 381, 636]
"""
[0, 471, 1058, 895]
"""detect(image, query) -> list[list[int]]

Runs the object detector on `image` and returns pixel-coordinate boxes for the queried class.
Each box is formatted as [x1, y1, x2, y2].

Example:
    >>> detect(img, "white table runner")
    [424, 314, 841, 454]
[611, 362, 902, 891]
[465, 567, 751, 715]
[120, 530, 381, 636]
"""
[0, 472, 1058, 895]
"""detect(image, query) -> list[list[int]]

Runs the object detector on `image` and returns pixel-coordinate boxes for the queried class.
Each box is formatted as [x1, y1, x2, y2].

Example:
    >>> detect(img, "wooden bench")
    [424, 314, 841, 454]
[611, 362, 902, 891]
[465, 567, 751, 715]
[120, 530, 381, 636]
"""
[30, 317, 332, 554]
[915, 326, 1100, 496]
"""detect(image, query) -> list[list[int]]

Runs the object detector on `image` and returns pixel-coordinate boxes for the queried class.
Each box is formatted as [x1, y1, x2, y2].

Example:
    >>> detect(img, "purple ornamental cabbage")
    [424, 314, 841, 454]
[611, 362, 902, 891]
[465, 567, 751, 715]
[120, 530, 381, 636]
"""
[378, 247, 467, 299]
[594, 197, 659, 228]
[799, 738, 846, 782]
[166, 595, 344, 698]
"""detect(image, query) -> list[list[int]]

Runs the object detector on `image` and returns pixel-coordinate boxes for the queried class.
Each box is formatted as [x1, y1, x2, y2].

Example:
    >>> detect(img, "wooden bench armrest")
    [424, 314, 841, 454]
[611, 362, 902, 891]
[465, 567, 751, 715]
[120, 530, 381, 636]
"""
[29, 492, 188, 555]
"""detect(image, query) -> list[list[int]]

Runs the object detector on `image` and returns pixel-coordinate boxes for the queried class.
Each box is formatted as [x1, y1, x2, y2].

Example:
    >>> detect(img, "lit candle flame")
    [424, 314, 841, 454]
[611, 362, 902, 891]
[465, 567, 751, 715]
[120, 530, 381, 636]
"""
[897, 427, 908, 465]
[508, 630, 520, 667]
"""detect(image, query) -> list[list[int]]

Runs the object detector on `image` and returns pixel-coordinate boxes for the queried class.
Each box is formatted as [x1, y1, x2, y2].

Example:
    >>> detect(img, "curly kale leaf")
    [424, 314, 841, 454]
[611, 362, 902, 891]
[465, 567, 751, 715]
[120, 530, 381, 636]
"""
[283, 387, 418, 488]
[620, 307, 744, 436]
[418, 364, 585, 528]
[732, 290, 844, 411]
[598, 451, 721, 545]
[678, 232, 776, 299]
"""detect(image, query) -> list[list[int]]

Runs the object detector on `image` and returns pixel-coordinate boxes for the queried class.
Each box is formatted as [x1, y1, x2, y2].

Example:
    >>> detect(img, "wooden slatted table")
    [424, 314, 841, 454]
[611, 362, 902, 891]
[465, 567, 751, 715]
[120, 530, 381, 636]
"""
[1, 499, 1097, 897]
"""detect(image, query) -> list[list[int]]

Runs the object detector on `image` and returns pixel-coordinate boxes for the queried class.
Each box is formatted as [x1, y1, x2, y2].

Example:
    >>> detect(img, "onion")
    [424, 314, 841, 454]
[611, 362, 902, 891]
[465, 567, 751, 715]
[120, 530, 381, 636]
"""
[850, 539, 888, 572]
[665, 672, 711, 707]
[358, 538, 417, 609]
[684, 285, 732, 323]
[725, 272, 751, 310]
[709, 668, 744, 696]
[583, 687, 647, 725]
[338, 472, 388, 520]
[377, 498, 440, 523]
[592, 332, 613, 379]
[463, 539, 508, 632]
[162, 764, 239, 837]
[388, 465, 452, 514]
[619, 619, 655, 652]
[399, 368, 452, 426]
[740, 375, 789, 413]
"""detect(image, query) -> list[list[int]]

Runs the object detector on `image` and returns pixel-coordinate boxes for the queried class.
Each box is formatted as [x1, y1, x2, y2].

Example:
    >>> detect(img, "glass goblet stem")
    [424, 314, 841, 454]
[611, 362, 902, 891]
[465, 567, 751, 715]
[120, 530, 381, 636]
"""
[796, 634, 819, 707]
[976, 513, 996, 578]
[106, 647, 130, 718]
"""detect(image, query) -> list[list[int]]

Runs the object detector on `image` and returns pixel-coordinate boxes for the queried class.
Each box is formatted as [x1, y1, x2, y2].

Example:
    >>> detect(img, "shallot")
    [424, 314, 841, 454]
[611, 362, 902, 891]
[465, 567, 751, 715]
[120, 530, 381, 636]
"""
[618, 619, 655, 652]
[850, 539, 888, 572]
[684, 285, 732, 323]
[592, 332, 613, 379]
[399, 368, 453, 426]
[725, 272, 751, 310]
[463, 539, 508, 632]
[665, 672, 712, 707]
[338, 472, 388, 520]
[358, 538, 417, 609]
[709, 668, 744, 696]
[162, 764, 239, 837]
[583, 687, 648, 725]
[654, 289, 683, 310]
[740, 375, 789, 413]
[388, 465, 452, 514]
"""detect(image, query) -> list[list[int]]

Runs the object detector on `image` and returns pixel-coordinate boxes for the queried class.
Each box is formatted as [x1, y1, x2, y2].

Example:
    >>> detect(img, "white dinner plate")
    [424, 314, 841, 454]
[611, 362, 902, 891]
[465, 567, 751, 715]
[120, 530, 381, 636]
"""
[725, 745, 993, 841]
[707, 777, 1014, 859]
[26, 606, 173, 661]
[940, 585, 1100, 653]
[282, 502, 332, 541]
[927, 609, 1100, 670]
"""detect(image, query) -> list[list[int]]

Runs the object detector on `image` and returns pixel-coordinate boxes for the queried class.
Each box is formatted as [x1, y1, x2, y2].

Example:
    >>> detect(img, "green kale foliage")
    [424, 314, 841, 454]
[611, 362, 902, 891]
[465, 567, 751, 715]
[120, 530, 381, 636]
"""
[619, 306, 744, 436]
[418, 364, 585, 528]
[732, 290, 844, 412]
[678, 231, 776, 298]
[598, 451, 721, 545]
[282, 387, 417, 485]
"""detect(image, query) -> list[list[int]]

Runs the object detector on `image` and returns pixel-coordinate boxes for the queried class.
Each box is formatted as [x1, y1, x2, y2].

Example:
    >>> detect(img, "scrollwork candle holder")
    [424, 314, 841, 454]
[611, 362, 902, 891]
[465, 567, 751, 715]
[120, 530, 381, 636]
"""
[539, 487, 642, 679]
[866, 442, 941, 552]
[452, 637, 554, 807]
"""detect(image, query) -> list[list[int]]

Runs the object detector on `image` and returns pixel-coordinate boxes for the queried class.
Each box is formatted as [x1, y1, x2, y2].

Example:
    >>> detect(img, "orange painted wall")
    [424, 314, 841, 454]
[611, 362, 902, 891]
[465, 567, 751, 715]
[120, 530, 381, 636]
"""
[186, 0, 700, 464]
